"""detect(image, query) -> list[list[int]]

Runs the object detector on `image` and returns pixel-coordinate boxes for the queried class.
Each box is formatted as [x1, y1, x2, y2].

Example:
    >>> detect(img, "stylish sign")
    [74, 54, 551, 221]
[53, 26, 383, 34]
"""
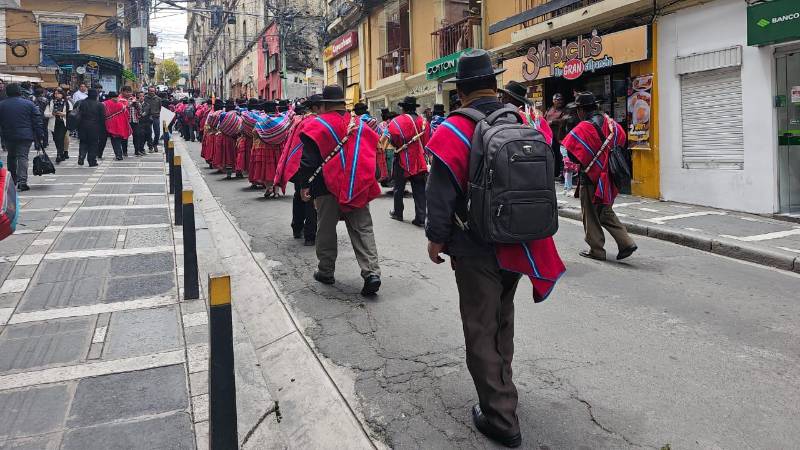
[747, 0, 800, 46]
[502, 25, 649, 83]
[325, 31, 358, 61]
[425, 48, 470, 80]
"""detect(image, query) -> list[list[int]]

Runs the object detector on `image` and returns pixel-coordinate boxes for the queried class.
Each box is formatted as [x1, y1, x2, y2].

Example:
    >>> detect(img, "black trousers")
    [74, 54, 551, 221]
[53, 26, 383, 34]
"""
[110, 136, 125, 159]
[78, 128, 100, 165]
[292, 182, 317, 240]
[392, 159, 426, 222]
[453, 254, 522, 436]
[97, 129, 107, 158]
[52, 119, 68, 159]
[41, 118, 50, 147]
[133, 122, 150, 155]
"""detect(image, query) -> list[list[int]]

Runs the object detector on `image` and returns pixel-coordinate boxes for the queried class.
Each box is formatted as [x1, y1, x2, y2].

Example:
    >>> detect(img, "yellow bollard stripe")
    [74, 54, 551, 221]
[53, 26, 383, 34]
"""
[182, 190, 194, 205]
[208, 274, 232, 306]
[174, 155, 182, 166]
[167, 140, 175, 149]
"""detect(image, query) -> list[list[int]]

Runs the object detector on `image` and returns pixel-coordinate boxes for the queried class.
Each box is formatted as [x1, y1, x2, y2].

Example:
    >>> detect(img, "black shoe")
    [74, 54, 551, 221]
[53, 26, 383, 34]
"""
[123, 152, 128, 157]
[471, 404, 522, 448]
[617, 245, 638, 261]
[389, 211, 403, 221]
[77, 160, 84, 166]
[411, 218, 424, 227]
[304, 239, 315, 247]
[361, 274, 381, 296]
[236, 171, 244, 178]
[64, 153, 70, 159]
[115, 156, 123, 161]
[88, 163, 98, 167]
[313, 271, 335, 285]
[16, 183, 30, 192]
[152, 148, 159, 153]
[579, 250, 606, 261]
[56, 157, 63, 164]
[293, 230, 302, 239]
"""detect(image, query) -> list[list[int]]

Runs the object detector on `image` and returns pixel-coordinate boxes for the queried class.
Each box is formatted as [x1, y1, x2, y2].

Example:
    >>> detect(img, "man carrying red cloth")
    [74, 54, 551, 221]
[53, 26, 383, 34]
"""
[102, 92, 131, 161]
[387, 96, 428, 226]
[295, 86, 382, 297]
[561, 92, 637, 261]
[425, 49, 565, 448]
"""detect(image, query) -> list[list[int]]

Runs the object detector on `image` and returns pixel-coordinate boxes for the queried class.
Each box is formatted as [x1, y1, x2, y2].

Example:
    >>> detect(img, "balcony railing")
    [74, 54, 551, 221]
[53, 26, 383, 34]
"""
[378, 48, 409, 79]
[431, 16, 481, 59]
[519, 0, 603, 29]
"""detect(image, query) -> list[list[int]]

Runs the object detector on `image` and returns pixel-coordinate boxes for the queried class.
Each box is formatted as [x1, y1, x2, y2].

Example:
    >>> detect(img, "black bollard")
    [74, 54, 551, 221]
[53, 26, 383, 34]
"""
[182, 190, 199, 300]
[174, 156, 183, 226]
[208, 274, 238, 450]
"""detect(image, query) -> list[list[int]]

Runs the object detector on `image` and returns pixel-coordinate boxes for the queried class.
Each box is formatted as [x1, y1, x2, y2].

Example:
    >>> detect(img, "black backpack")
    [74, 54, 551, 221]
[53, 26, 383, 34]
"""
[452, 106, 558, 243]
[589, 115, 631, 190]
[33, 149, 56, 176]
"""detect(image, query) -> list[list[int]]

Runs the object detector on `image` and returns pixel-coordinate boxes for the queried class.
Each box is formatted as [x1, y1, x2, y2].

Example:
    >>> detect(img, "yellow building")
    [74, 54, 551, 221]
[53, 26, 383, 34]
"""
[0, 0, 133, 89]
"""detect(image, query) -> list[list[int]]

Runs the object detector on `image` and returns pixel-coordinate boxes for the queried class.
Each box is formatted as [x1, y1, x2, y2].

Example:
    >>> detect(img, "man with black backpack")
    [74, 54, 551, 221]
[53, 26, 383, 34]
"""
[425, 49, 565, 448]
[562, 92, 637, 261]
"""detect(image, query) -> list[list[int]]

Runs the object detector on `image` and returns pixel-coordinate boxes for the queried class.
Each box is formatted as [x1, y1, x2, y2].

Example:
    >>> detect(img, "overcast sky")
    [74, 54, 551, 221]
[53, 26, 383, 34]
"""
[151, 8, 189, 58]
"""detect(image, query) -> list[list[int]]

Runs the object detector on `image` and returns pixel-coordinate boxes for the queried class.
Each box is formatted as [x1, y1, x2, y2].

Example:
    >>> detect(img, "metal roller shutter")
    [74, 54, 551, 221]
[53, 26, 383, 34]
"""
[680, 67, 744, 170]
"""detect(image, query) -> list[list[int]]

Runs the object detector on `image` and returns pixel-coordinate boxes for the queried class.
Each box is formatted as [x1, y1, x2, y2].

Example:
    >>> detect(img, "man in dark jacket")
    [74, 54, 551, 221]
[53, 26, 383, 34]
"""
[142, 86, 162, 152]
[76, 89, 105, 167]
[0, 83, 45, 190]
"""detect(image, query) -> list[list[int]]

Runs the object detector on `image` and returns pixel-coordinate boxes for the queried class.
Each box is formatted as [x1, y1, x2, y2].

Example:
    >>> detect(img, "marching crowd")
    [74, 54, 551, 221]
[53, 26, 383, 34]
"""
[195, 49, 637, 448]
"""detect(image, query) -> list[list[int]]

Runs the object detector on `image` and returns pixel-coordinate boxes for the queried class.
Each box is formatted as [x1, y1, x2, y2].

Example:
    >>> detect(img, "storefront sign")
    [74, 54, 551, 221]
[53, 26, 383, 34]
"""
[747, 0, 800, 46]
[425, 48, 470, 80]
[408, 80, 438, 97]
[325, 31, 358, 61]
[628, 74, 652, 147]
[503, 25, 649, 83]
[792, 86, 800, 104]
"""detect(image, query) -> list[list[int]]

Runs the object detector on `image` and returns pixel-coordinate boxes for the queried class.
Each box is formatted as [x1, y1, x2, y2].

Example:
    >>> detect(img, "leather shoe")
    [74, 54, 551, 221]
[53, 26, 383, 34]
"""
[617, 244, 638, 260]
[471, 404, 522, 448]
[16, 183, 30, 192]
[389, 211, 403, 221]
[304, 239, 315, 247]
[579, 250, 605, 261]
[313, 271, 335, 285]
[411, 218, 424, 227]
[361, 274, 381, 296]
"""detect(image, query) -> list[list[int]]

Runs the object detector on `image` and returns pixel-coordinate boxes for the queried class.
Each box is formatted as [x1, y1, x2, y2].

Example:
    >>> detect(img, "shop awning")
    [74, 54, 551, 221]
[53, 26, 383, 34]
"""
[47, 53, 124, 73]
[0, 73, 45, 83]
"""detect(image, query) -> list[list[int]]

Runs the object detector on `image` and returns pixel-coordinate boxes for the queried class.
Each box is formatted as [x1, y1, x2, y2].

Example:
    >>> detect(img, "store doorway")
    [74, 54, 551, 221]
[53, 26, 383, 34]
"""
[777, 49, 800, 214]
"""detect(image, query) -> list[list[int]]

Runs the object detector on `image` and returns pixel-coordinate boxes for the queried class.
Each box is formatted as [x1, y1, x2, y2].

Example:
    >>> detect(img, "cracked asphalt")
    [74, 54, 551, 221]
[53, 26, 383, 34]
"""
[186, 141, 800, 449]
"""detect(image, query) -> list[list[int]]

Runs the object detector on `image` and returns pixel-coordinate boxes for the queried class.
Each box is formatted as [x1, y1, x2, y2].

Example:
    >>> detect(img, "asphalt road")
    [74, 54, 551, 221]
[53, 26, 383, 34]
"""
[186, 141, 800, 450]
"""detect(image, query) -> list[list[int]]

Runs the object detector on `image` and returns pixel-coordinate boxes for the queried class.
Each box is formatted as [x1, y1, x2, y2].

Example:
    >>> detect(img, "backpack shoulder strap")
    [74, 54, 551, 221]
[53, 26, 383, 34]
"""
[449, 107, 486, 123]
[485, 105, 524, 125]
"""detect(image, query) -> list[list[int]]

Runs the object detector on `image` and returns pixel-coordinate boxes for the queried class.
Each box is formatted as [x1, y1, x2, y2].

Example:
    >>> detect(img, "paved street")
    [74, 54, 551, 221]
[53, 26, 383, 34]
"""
[0, 143, 204, 449]
[183, 138, 800, 450]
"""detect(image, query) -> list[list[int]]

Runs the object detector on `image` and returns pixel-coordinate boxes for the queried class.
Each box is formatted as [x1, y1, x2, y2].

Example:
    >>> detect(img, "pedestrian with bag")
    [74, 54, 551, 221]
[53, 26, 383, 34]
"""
[102, 92, 132, 160]
[387, 96, 429, 226]
[295, 86, 382, 296]
[561, 92, 637, 261]
[0, 83, 46, 190]
[500, 80, 553, 145]
[142, 86, 162, 152]
[425, 49, 565, 448]
[76, 89, 105, 167]
[131, 91, 151, 157]
[43, 88, 72, 163]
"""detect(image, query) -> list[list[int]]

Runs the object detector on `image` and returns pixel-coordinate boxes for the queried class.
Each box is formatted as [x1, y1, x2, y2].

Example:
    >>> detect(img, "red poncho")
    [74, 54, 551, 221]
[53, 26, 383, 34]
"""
[302, 112, 381, 212]
[519, 107, 554, 146]
[426, 113, 565, 302]
[274, 115, 309, 192]
[388, 114, 428, 178]
[103, 99, 131, 139]
[235, 135, 252, 173]
[561, 115, 626, 205]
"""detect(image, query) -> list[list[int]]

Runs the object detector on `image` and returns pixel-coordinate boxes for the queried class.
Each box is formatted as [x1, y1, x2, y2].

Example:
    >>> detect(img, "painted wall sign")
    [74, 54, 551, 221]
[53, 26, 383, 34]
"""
[502, 25, 649, 83]
[747, 0, 800, 46]
[425, 48, 470, 80]
[325, 31, 358, 61]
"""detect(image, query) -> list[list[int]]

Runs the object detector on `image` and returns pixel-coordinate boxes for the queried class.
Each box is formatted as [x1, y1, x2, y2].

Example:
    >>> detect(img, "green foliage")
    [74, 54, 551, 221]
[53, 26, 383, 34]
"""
[156, 59, 181, 87]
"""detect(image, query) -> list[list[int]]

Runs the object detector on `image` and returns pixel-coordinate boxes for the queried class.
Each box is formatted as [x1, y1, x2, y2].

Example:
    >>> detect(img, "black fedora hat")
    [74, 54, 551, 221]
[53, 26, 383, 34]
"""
[319, 85, 346, 103]
[353, 102, 368, 114]
[432, 104, 445, 115]
[566, 92, 597, 109]
[499, 81, 531, 105]
[302, 94, 323, 107]
[398, 96, 419, 108]
[444, 48, 505, 83]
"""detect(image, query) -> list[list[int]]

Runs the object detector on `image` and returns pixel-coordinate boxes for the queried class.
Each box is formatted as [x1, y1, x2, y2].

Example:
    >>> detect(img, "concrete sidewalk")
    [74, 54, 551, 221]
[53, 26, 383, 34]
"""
[0, 143, 202, 449]
[557, 189, 800, 273]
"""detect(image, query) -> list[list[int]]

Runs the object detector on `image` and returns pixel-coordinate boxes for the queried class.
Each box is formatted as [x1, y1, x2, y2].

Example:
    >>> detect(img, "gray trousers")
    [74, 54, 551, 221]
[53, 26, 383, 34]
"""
[314, 194, 380, 279]
[580, 181, 635, 258]
[6, 139, 32, 185]
[454, 254, 522, 436]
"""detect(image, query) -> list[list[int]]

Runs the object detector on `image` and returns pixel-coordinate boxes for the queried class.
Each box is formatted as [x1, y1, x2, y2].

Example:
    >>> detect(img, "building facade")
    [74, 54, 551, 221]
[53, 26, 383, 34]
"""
[0, 0, 143, 89]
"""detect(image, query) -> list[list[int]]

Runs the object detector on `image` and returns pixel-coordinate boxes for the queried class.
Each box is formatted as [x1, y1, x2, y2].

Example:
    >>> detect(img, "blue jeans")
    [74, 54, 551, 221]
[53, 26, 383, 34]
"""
[6, 139, 32, 185]
[150, 118, 160, 149]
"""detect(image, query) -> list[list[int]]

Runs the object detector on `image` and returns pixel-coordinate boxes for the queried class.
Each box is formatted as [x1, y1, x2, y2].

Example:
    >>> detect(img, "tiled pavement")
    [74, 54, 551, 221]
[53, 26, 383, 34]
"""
[0, 142, 207, 449]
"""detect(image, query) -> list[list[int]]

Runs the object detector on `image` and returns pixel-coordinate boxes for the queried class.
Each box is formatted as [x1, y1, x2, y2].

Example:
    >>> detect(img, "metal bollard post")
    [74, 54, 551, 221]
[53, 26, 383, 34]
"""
[167, 140, 175, 195]
[208, 274, 238, 450]
[174, 156, 183, 226]
[182, 190, 199, 300]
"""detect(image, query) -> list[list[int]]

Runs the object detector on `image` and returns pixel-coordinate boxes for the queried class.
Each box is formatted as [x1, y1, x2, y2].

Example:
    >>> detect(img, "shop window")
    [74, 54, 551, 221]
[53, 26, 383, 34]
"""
[337, 69, 348, 91]
[41, 23, 78, 66]
[378, 0, 410, 78]
[680, 67, 744, 170]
